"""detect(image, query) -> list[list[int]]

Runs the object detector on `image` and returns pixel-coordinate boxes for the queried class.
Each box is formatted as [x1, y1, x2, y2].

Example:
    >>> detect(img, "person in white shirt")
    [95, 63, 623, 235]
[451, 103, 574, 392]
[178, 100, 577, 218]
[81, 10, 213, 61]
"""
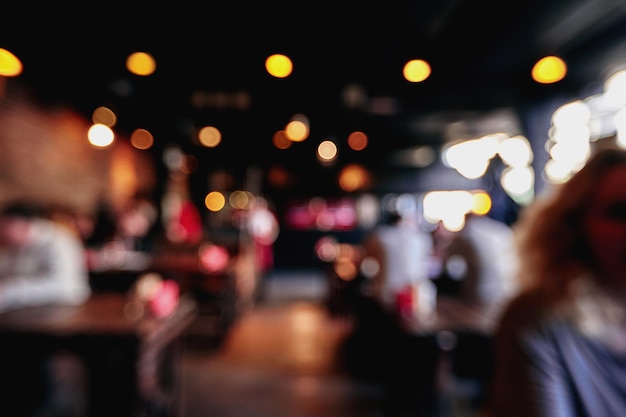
[442, 212, 519, 305]
[363, 210, 434, 315]
[0, 201, 93, 416]
[0, 200, 91, 311]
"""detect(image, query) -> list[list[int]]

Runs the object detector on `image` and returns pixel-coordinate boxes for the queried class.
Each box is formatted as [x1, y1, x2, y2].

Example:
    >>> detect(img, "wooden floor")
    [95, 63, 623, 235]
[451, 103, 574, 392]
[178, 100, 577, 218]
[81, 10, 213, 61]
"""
[179, 270, 487, 417]
[180, 271, 385, 417]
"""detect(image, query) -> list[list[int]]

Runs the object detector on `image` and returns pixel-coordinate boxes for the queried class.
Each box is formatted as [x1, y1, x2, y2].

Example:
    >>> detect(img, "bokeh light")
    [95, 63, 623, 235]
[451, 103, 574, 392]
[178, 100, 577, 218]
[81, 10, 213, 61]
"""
[532, 56, 567, 84]
[198, 126, 222, 147]
[88, 123, 115, 148]
[403, 59, 432, 82]
[265, 54, 293, 78]
[130, 128, 154, 150]
[126, 51, 157, 76]
[0, 48, 22, 76]
[205, 191, 226, 212]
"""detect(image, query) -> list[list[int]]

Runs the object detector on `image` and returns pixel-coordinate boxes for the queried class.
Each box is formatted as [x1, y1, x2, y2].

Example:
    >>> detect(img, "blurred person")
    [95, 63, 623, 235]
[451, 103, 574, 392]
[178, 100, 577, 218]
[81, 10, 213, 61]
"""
[0, 200, 91, 311]
[0, 200, 92, 416]
[350, 211, 439, 416]
[488, 147, 626, 417]
[434, 212, 519, 413]
[246, 196, 280, 303]
[441, 212, 519, 305]
[362, 210, 435, 317]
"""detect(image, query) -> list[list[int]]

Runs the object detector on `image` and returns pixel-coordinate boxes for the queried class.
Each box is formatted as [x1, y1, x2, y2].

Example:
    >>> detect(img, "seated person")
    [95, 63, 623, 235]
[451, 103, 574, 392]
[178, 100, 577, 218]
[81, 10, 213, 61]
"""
[0, 200, 91, 311]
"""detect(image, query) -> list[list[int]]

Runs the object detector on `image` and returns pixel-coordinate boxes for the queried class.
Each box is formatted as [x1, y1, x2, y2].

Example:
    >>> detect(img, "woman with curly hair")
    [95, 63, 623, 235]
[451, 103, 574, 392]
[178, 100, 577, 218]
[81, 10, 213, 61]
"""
[488, 146, 626, 417]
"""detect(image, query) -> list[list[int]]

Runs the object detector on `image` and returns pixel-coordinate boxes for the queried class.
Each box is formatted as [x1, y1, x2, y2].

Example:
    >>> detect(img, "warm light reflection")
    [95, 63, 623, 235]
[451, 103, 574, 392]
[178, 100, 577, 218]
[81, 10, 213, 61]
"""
[403, 59, 431, 82]
[347, 131, 368, 151]
[338, 164, 370, 192]
[126, 51, 157, 76]
[272, 130, 292, 149]
[285, 119, 309, 142]
[532, 55, 567, 84]
[130, 128, 154, 150]
[265, 54, 293, 78]
[198, 126, 222, 147]
[334, 257, 358, 281]
[88, 123, 115, 148]
[204, 191, 226, 211]
[317, 140, 338, 162]
[92, 106, 117, 127]
[471, 191, 492, 215]
[287, 304, 325, 369]
[0, 48, 23, 76]
[229, 190, 252, 209]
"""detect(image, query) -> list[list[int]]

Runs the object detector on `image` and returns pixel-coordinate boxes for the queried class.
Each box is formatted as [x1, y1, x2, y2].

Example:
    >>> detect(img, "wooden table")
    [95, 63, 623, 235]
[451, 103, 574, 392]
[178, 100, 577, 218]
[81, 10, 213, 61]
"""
[0, 293, 198, 417]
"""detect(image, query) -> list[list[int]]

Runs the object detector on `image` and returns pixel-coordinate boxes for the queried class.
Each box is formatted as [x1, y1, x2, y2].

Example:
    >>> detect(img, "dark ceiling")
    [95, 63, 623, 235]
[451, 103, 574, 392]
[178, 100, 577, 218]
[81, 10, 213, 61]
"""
[4, 0, 626, 198]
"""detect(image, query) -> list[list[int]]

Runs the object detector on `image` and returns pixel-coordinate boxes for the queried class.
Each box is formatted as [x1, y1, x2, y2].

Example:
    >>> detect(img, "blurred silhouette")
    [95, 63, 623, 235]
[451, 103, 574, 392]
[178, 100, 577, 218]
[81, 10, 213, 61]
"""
[362, 210, 435, 317]
[425, 212, 519, 414]
[0, 200, 91, 311]
[488, 147, 626, 417]
[441, 212, 519, 305]
[340, 210, 438, 417]
[0, 200, 92, 417]
[245, 196, 280, 303]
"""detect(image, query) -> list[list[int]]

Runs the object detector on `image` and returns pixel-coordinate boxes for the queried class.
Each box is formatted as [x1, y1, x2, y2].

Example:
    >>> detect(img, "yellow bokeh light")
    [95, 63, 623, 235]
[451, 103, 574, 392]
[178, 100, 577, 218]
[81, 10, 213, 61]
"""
[531, 56, 567, 84]
[205, 191, 226, 212]
[126, 51, 157, 76]
[265, 54, 293, 78]
[403, 59, 431, 83]
[0, 48, 23, 77]
[198, 126, 222, 147]
[338, 164, 370, 192]
[471, 191, 492, 215]
[285, 120, 309, 142]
